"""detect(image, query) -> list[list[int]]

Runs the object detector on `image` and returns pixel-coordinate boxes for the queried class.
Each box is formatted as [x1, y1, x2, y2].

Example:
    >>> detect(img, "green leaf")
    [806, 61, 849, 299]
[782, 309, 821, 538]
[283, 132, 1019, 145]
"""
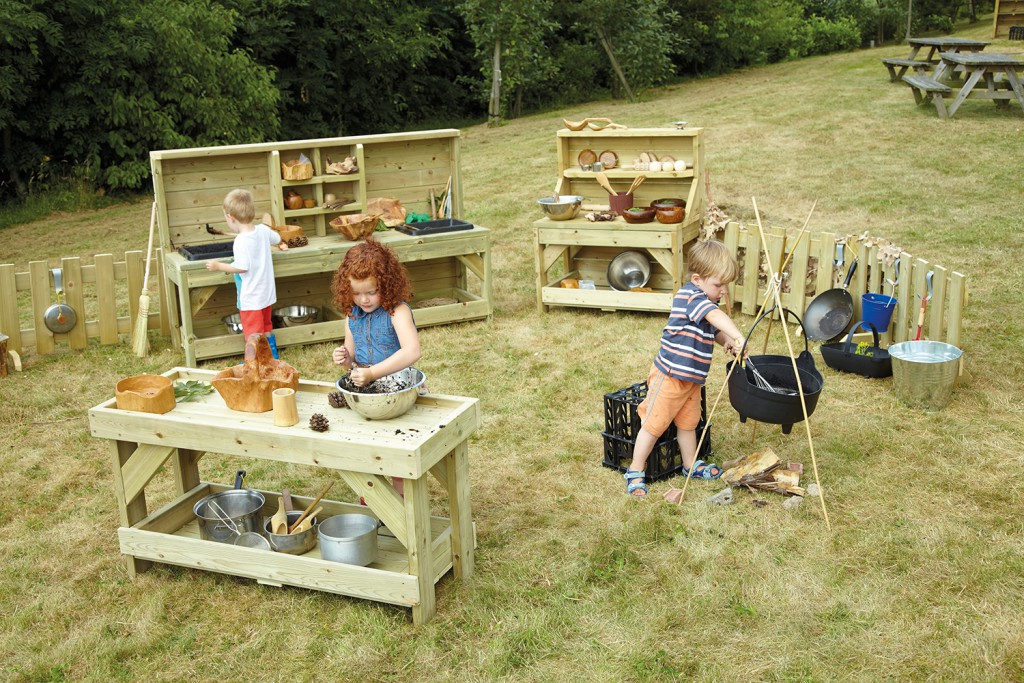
[174, 380, 215, 402]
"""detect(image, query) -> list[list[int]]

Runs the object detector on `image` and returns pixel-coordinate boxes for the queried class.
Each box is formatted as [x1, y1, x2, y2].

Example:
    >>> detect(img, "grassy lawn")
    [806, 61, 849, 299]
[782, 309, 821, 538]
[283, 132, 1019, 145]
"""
[2, 21, 1024, 682]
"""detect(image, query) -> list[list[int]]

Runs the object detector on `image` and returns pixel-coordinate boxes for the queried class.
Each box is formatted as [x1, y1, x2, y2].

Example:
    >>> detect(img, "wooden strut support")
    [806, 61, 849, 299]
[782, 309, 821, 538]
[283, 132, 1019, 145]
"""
[751, 197, 831, 530]
[675, 201, 818, 507]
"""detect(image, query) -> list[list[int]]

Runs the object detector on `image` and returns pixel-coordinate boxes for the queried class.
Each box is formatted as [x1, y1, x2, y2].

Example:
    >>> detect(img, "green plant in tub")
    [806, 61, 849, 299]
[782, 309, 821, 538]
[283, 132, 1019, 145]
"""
[854, 342, 874, 357]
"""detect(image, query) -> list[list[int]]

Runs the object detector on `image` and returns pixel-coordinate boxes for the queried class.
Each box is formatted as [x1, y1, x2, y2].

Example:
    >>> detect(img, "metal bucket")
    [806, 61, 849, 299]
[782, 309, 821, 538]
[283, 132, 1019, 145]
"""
[318, 514, 380, 566]
[889, 341, 962, 412]
[194, 489, 266, 543]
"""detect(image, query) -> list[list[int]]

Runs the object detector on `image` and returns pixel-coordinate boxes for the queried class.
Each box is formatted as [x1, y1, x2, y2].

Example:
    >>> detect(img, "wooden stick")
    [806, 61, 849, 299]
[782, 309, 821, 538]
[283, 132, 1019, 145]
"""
[288, 481, 334, 533]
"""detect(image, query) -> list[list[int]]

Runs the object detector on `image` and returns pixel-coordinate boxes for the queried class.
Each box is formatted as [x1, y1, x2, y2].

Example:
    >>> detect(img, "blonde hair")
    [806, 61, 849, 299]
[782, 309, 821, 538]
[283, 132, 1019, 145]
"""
[223, 189, 256, 223]
[687, 239, 738, 283]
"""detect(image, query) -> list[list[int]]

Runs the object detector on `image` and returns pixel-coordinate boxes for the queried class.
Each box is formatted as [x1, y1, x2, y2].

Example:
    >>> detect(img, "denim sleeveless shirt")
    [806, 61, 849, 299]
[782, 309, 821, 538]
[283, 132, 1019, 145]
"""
[349, 304, 412, 366]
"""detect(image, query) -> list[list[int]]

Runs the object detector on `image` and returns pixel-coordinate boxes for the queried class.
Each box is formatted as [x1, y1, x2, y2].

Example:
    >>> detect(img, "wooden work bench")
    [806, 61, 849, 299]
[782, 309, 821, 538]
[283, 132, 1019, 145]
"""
[89, 367, 479, 625]
[534, 126, 706, 313]
[151, 130, 492, 365]
[164, 227, 492, 365]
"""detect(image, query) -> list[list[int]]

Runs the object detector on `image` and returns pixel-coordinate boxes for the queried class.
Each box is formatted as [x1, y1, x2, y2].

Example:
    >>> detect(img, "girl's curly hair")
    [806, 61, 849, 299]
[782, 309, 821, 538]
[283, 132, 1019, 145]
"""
[331, 239, 413, 316]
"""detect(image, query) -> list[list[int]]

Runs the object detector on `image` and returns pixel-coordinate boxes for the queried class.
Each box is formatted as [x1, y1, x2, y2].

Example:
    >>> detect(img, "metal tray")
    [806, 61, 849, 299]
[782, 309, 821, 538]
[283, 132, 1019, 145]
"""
[178, 241, 234, 261]
[395, 219, 473, 236]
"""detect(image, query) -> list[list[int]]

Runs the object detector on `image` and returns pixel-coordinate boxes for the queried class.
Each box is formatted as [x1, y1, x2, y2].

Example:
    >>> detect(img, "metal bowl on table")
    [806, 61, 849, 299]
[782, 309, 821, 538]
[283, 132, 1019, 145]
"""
[272, 305, 320, 327]
[537, 195, 585, 221]
[606, 251, 652, 291]
[335, 367, 426, 420]
[222, 313, 243, 334]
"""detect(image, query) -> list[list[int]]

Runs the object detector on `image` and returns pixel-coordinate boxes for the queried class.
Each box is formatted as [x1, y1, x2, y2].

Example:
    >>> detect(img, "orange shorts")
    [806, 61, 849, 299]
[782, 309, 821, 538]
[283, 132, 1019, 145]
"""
[636, 365, 702, 437]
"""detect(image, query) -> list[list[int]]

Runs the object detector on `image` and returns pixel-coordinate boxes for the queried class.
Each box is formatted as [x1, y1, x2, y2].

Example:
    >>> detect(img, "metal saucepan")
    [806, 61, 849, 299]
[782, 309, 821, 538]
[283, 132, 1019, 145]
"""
[803, 259, 857, 342]
[44, 268, 77, 334]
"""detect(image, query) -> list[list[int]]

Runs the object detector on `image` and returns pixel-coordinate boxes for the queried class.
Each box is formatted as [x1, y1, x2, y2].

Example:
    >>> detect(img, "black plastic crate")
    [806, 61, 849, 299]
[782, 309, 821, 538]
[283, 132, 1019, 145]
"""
[178, 241, 234, 261]
[601, 381, 711, 481]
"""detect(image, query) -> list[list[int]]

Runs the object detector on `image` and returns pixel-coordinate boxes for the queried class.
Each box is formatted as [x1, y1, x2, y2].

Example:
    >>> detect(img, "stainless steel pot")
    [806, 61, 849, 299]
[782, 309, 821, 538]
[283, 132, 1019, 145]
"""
[264, 510, 318, 555]
[318, 513, 380, 566]
[194, 480, 265, 544]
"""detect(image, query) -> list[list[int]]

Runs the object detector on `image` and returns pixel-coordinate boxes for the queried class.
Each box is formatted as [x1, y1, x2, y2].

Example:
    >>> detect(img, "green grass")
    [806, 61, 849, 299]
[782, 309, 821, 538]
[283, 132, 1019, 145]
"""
[3, 20, 1024, 682]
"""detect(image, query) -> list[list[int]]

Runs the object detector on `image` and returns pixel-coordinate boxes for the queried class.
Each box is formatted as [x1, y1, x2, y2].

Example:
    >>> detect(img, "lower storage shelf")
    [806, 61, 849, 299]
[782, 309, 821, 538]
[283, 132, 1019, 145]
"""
[124, 483, 460, 607]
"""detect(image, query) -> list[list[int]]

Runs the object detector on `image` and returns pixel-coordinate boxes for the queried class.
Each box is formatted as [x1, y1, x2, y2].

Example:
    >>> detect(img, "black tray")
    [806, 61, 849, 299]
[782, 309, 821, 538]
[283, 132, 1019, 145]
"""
[178, 241, 234, 261]
[395, 219, 473, 236]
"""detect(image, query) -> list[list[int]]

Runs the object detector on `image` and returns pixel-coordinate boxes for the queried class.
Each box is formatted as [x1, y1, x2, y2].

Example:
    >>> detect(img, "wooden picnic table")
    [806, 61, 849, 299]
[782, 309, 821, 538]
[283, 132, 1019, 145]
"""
[901, 52, 1024, 118]
[882, 36, 990, 81]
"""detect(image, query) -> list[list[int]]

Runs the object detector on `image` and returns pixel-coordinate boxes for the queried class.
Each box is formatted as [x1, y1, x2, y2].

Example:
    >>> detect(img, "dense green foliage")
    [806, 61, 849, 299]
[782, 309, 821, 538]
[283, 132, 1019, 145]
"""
[0, 0, 993, 201]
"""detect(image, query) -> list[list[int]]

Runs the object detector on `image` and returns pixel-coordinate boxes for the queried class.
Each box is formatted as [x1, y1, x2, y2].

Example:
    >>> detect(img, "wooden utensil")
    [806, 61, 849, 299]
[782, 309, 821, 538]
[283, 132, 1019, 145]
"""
[627, 175, 647, 196]
[288, 481, 334, 533]
[594, 171, 616, 196]
[271, 498, 288, 535]
[281, 489, 293, 513]
[292, 507, 322, 534]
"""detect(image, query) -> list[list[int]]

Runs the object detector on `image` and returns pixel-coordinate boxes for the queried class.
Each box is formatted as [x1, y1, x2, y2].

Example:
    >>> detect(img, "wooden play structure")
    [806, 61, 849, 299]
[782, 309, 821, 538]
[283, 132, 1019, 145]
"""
[993, 0, 1024, 38]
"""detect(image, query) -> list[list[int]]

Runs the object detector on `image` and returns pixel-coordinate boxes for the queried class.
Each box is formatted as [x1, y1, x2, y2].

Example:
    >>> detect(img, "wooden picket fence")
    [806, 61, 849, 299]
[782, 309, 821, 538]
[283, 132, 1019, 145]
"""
[721, 221, 967, 348]
[0, 249, 169, 357]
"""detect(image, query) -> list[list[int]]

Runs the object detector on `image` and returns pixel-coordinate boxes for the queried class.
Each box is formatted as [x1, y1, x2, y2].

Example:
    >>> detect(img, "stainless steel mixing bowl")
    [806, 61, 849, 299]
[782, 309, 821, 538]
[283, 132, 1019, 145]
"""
[606, 251, 652, 291]
[537, 195, 585, 221]
[271, 305, 320, 327]
[335, 367, 426, 420]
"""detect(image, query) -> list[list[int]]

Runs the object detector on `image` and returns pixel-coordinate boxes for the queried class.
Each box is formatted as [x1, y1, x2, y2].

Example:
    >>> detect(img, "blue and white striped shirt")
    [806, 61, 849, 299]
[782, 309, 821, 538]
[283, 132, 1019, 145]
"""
[652, 283, 718, 384]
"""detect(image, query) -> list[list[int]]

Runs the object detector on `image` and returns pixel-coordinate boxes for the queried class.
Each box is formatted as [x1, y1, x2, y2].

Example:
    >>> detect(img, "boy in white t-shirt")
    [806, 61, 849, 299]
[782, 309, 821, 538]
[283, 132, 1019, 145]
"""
[206, 189, 287, 357]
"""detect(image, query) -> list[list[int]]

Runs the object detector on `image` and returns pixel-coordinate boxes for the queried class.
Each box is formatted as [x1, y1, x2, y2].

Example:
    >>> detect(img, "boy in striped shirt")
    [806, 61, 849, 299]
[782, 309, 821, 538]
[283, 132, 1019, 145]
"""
[625, 239, 745, 498]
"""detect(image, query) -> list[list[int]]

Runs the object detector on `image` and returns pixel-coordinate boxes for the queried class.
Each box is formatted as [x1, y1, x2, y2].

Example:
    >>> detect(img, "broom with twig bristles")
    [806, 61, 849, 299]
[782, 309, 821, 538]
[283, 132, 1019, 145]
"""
[132, 202, 157, 357]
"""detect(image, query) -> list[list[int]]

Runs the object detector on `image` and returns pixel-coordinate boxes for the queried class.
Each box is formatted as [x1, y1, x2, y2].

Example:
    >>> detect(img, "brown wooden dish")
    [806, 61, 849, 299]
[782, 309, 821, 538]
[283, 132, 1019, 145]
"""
[598, 150, 618, 169]
[577, 149, 597, 167]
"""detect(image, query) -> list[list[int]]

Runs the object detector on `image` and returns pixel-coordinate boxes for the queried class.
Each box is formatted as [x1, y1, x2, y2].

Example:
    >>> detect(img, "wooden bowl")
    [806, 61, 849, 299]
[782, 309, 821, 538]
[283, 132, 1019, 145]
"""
[330, 214, 382, 240]
[655, 205, 685, 224]
[274, 225, 303, 242]
[115, 374, 175, 414]
[622, 207, 655, 224]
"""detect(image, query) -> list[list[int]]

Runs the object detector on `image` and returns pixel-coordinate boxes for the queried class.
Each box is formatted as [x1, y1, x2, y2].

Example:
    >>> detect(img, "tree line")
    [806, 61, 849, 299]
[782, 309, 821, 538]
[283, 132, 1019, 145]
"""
[1, 0, 989, 201]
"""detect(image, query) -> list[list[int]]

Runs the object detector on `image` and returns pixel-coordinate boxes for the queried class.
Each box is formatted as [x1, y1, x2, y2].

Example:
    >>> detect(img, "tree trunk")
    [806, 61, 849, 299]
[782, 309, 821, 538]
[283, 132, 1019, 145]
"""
[2, 127, 28, 198]
[905, 0, 913, 42]
[596, 28, 635, 102]
[488, 40, 502, 127]
[967, 0, 977, 23]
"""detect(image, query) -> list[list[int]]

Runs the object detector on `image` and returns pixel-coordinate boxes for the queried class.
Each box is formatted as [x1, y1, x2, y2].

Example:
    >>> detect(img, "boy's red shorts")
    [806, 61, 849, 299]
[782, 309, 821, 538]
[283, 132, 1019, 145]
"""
[636, 365, 702, 438]
[240, 306, 273, 339]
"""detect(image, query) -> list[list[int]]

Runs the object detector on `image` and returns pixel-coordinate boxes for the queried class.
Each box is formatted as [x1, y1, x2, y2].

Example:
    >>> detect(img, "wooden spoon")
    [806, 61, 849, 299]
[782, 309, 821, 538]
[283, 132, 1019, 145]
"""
[288, 481, 334, 533]
[292, 507, 322, 534]
[281, 489, 293, 513]
[271, 497, 288, 535]
[594, 171, 617, 196]
[627, 175, 647, 196]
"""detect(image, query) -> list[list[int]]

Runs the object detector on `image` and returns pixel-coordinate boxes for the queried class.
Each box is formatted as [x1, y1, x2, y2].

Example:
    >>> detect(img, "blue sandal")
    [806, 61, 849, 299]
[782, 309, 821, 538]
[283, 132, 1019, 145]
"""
[624, 469, 648, 497]
[683, 460, 722, 480]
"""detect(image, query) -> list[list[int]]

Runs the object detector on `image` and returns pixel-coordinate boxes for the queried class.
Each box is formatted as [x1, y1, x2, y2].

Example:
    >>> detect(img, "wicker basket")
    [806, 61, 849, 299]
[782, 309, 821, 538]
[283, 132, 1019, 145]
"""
[330, 213, 382, 240]
[281, 159, 313, 181]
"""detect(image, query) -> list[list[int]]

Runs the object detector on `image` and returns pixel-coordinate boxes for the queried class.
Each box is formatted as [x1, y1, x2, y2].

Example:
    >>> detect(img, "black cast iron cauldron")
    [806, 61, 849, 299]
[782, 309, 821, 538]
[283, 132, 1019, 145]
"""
[726, 307, 824, 434]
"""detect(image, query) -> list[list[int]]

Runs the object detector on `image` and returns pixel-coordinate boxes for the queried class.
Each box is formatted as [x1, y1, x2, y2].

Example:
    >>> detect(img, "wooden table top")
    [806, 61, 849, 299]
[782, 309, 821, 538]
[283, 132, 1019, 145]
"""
[939, 51, 1024, 67]
[89, 367, 480, 478]
[909, 36, 990, 48]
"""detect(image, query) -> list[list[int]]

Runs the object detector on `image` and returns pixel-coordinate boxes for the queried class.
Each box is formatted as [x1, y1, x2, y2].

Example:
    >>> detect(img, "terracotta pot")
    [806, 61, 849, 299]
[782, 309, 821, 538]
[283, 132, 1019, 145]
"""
[285, 190, 303, 211]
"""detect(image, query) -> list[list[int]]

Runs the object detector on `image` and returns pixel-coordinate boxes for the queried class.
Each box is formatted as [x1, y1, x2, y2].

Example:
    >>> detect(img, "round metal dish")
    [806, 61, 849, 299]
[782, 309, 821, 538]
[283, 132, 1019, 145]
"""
[537, 195, 584, 221]
[272, 305, 320, 327]
[222, 313, 243, 334]
[606, 251, 651, 291]
[336, 367, 426, 420]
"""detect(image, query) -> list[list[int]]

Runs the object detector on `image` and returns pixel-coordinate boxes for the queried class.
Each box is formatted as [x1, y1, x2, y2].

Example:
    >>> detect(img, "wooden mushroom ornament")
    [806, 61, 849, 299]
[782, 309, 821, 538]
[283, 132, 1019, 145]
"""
[211, 333, 299, 412]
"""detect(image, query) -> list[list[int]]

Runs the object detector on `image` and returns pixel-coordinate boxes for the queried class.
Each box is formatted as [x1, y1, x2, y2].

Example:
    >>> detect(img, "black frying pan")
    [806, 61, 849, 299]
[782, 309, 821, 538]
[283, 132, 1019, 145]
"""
[803, 259, 857, 342]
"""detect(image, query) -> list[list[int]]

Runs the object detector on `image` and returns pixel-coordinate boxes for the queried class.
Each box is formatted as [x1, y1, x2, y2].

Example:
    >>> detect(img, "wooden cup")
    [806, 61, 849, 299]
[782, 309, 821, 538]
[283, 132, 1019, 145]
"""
[272, 388, 299, 426]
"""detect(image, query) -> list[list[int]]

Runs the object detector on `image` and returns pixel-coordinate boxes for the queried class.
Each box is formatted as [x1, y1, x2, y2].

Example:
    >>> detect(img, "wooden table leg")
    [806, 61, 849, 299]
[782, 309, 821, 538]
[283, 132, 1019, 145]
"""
[173, 448, 202, 495]
[947, 68, 985, 118]
[1004, 69, 1024, 115]
[405, 475, 435, 625]
[109, 440, 152, 576]
[445, 442, 475, 579]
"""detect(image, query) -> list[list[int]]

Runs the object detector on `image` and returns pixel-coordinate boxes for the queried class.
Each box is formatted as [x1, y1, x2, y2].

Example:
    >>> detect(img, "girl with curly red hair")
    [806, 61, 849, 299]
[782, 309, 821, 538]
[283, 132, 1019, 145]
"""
[331, 239, 420, 388]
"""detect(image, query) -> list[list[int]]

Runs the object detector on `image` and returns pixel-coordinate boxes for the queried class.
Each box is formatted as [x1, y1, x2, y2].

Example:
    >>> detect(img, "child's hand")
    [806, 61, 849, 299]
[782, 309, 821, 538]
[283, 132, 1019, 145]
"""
[726, 336, 746, 358]
[205, 260, 219, 272]
[278, 242, 289, 251]
[332, 346, 350, 366]
[351, 367, 373, 387]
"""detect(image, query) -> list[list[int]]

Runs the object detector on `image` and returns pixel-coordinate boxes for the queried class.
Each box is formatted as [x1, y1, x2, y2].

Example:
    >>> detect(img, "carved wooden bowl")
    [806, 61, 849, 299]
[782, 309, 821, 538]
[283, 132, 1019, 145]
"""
[330, 214, 381, 241]
[212, 334, 300, 412]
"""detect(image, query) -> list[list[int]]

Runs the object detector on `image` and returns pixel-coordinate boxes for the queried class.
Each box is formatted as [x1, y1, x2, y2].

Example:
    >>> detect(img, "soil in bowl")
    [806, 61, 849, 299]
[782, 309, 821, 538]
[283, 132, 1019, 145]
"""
[337, 373, 413, 395]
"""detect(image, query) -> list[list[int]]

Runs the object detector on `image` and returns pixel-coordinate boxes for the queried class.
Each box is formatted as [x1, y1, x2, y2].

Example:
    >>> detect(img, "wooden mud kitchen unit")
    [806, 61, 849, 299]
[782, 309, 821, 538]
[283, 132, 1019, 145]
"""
[534, 127, 706, 313]
[90, 367, 479, 625]
[152, 129, 492, 365]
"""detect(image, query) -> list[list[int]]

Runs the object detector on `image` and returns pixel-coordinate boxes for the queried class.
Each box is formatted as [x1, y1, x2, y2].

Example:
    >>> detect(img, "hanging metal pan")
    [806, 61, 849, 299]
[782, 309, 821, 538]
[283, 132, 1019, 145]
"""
[44, 268, 77, 334]
[802, 259, 857, 342]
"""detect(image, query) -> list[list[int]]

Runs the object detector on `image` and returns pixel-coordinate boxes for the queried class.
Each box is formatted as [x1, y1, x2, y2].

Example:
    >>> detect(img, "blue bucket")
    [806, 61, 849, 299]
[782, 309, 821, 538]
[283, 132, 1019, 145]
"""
[861, 293, 897, 331]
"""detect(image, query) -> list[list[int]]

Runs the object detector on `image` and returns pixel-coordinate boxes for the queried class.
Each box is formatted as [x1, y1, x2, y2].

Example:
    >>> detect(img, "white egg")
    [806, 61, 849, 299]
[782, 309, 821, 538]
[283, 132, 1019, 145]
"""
[649, 161, 662, 172]
[673, 160, 687, 172]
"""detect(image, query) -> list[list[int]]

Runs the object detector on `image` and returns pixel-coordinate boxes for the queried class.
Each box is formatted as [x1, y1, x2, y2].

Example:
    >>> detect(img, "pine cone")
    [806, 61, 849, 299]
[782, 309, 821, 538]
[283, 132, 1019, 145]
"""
[309, 413, 330, 432]
[287, 235, 308, 248]
[327, 391, 348, 409]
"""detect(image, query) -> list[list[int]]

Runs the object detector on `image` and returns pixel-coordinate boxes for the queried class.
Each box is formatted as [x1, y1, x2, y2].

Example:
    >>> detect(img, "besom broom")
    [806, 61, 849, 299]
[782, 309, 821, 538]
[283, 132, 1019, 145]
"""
[131, 202, 157, 357]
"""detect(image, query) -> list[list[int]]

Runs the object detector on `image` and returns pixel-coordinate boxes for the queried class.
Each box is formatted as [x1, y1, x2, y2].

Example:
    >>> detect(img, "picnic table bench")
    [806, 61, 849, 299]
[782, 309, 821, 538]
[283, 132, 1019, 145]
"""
[901, 75, 954, 116]
[883, 36, 989, 82]
[882, 58, 933, 81]
[903, 52, 1024, 118]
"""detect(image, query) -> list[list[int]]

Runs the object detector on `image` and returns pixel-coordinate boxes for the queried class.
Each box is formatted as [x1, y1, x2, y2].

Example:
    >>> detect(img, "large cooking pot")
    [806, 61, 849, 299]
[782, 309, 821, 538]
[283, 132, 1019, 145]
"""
[193, 470, 265, 544]
[803, 260, 857, 342]
[727, 307, 824, 434]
